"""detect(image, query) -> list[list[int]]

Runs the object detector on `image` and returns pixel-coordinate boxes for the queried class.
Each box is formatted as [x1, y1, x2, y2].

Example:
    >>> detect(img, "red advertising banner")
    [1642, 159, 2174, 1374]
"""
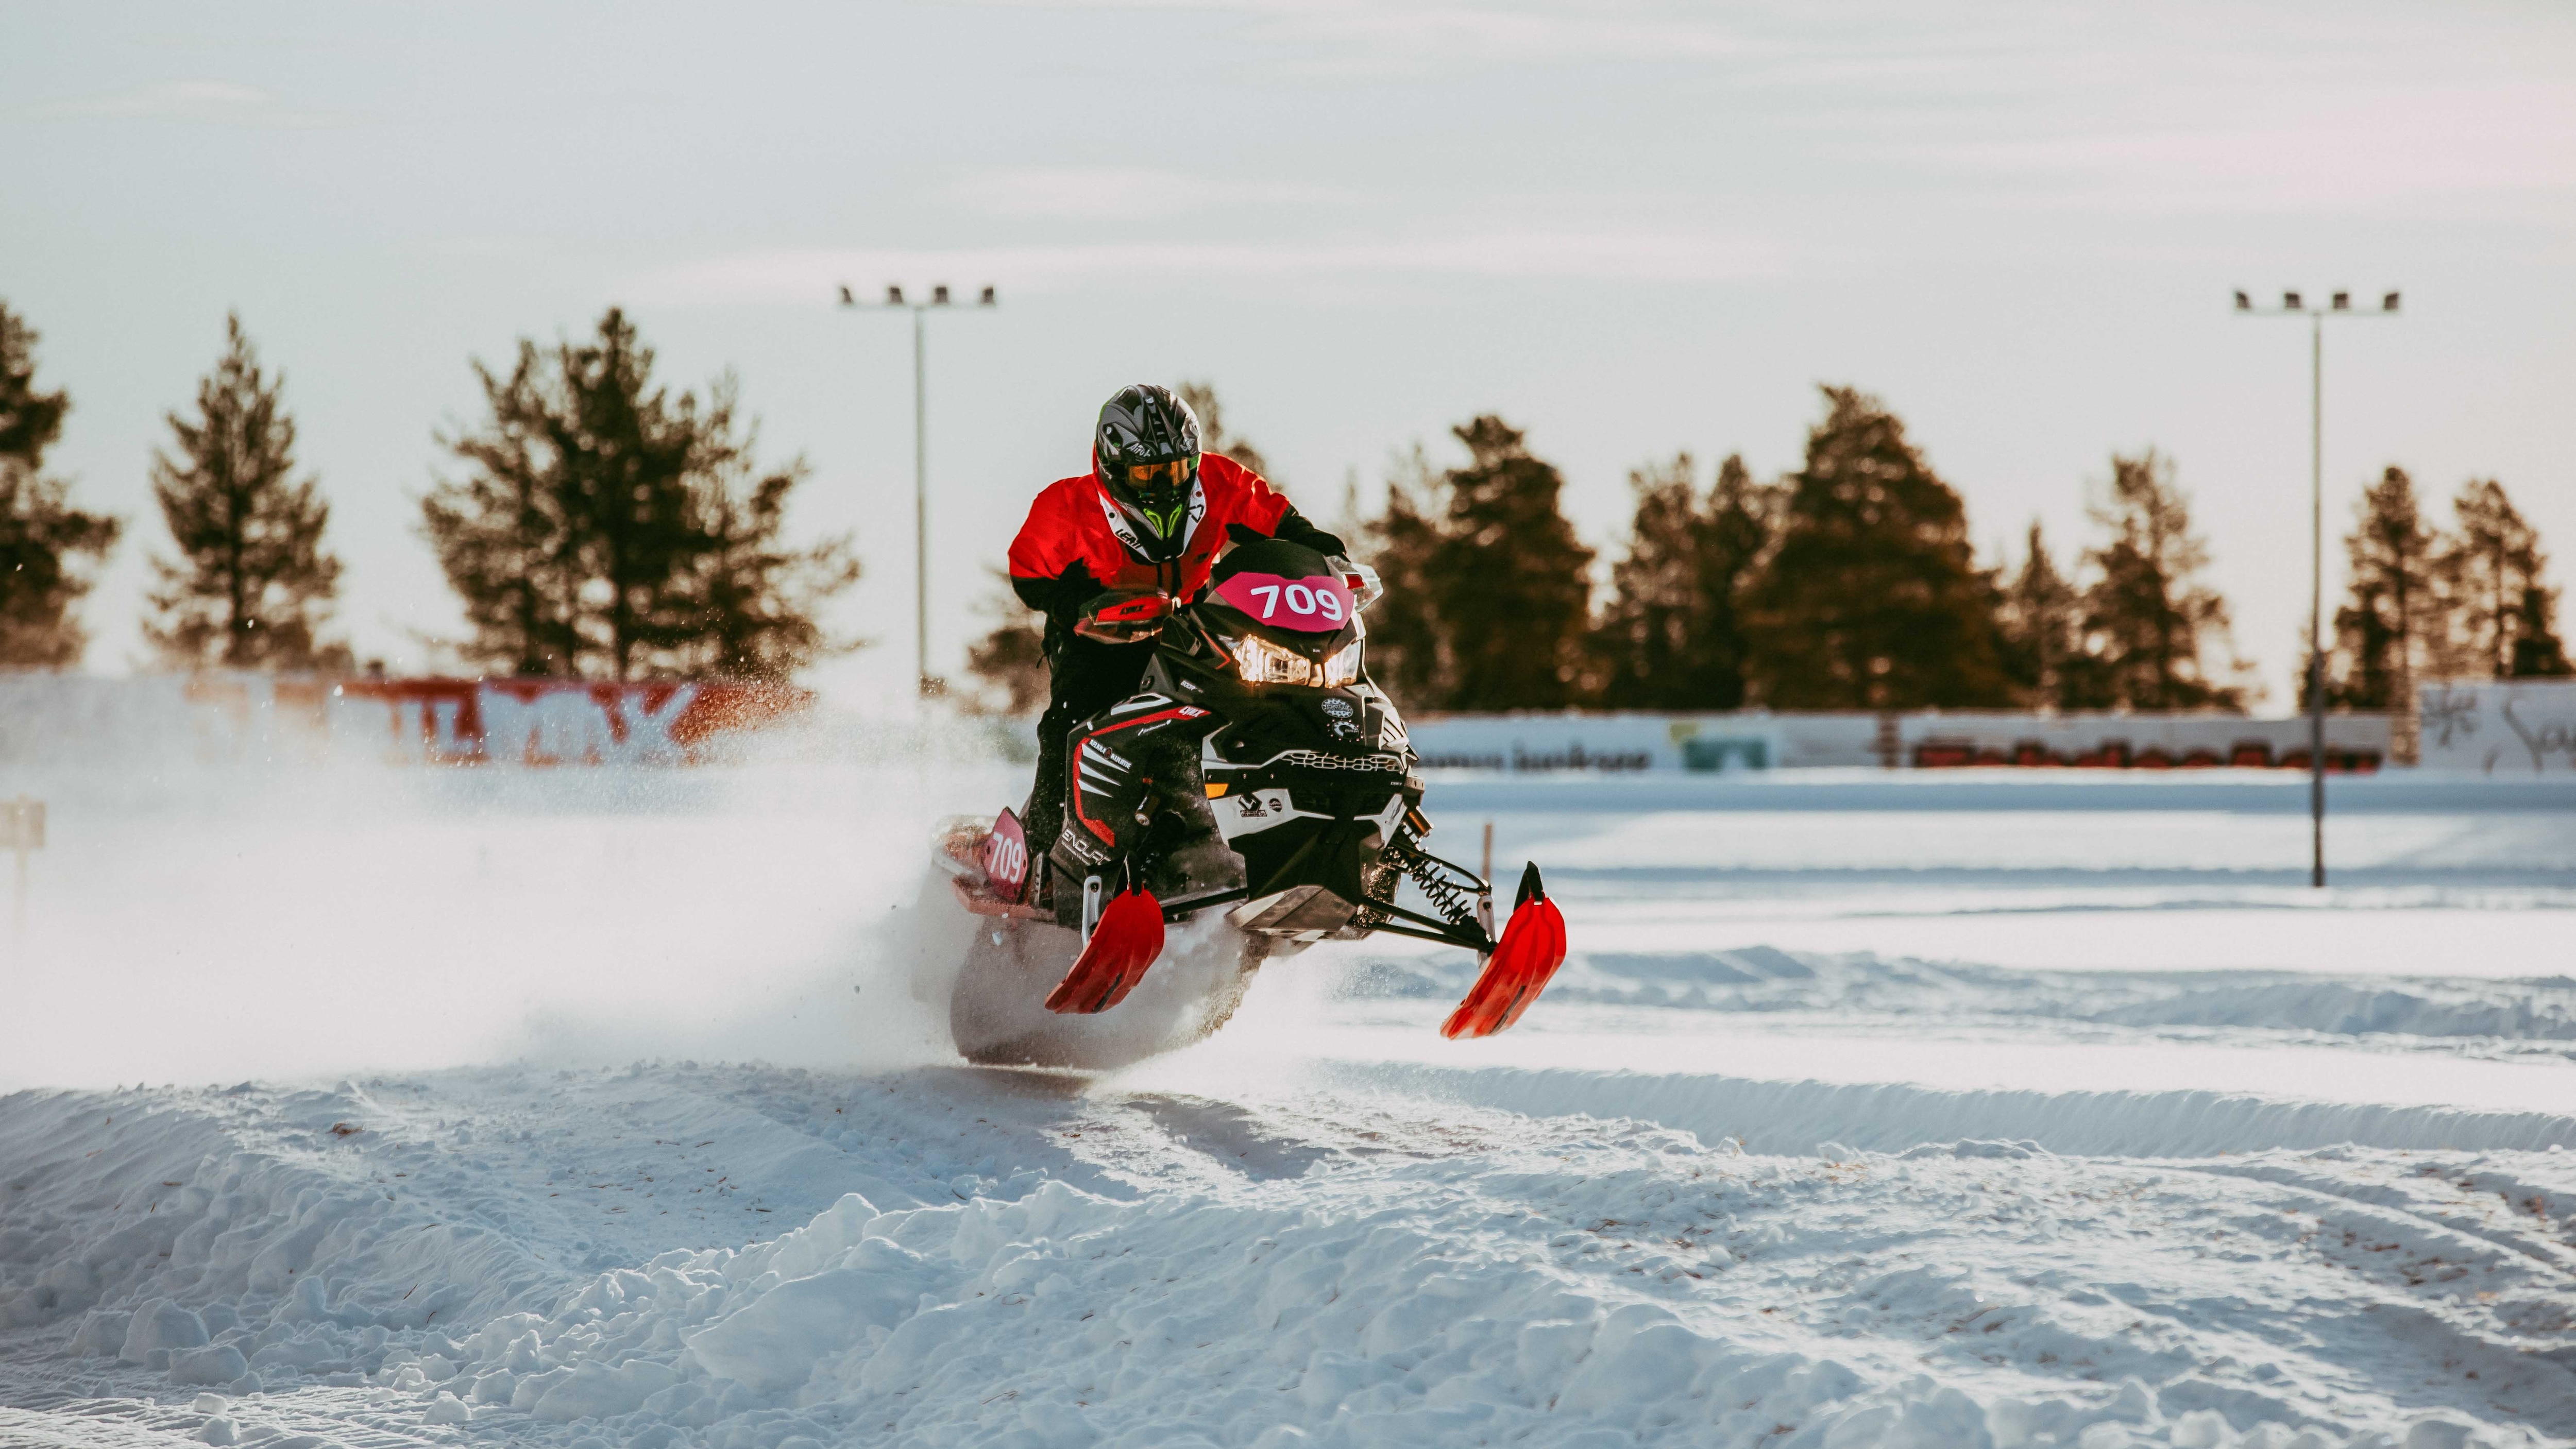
[162, 676, 809, 765]
[334, 678, 807, 765]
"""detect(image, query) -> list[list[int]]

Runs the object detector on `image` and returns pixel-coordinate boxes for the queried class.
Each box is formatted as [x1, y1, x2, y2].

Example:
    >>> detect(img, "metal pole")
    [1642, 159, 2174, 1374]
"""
[2308, 313, 2326, 889]
[841, 282, 992, 697]
[913, 306, 930, 698]
[2238, 287, 2395, 885]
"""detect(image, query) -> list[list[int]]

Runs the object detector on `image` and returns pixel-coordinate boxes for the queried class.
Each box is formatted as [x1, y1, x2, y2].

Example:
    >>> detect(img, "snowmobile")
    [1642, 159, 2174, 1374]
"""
[929, 530, 1569, 1068]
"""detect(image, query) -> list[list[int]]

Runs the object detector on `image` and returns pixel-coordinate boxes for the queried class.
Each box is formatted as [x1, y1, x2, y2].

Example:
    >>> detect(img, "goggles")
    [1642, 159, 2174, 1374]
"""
[1121, 457, 1197, 491]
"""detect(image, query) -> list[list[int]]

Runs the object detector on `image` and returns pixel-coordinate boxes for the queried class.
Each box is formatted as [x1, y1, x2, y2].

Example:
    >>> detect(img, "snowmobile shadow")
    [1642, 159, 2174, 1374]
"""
[914, 1063, 1097, 1102]
[880, 1069, 1334, 1182]
[1119, 1093, 1338, 1181]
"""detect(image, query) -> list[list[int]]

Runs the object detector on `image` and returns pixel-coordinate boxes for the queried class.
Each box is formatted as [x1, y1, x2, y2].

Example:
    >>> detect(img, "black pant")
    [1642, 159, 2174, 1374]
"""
[1021, 634, 1157, 863]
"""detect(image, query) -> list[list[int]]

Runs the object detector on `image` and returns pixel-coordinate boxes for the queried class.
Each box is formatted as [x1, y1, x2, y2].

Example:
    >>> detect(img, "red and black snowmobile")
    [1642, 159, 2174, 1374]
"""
[930, 533, 1568, 1067]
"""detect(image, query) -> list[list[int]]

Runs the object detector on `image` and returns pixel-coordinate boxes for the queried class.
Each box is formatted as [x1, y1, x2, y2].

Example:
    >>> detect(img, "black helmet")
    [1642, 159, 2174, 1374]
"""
[1095, 384, 1201, 548]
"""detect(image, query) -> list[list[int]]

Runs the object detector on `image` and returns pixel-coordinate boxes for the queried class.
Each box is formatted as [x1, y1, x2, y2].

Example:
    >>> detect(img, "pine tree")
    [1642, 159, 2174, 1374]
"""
[962, 571, 1048, 716]
[2441, 478, 2560, 678]
[1593, 452, 1768, 709]
[0, 301, 121, 668]
[423, 308, 856, 679]
[421, 336, 583, 676]
[2509, 586, 2571, 677]
[1357, 444, 1454, 707]
[670, 383, 859, 681]
[1740, 386, 2010, 709]
[145, 314, 346, 671]
[2326, 581, 2401, 707]
[427, 309, 696, 678]
[2326, 466, 2443, 708]
[1996, 520, 2093, 708]
[1423, 417, 1595, 710]
[1173, 381, 1269, 478]
[2077, 449, 2243, 710]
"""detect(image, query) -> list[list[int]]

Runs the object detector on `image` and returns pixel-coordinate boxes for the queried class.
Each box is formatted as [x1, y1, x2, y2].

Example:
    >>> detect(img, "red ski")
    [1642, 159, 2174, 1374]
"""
[1044, 888, 1166, 1014]
[1441, 864, 1569, 1039]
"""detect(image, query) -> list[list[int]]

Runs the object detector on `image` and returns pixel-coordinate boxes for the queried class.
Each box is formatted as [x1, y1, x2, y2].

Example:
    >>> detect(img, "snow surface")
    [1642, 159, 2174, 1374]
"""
[2, 759, 2572, 1447]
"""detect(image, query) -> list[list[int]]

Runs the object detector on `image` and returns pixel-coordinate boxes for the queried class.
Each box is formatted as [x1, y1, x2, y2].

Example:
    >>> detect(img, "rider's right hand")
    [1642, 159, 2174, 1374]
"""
[1074, 590, 1174, 644]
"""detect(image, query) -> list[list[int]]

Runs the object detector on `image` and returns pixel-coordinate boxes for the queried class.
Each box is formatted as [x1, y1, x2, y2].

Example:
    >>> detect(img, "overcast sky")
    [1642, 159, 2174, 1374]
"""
[7, 0, 2573, 710]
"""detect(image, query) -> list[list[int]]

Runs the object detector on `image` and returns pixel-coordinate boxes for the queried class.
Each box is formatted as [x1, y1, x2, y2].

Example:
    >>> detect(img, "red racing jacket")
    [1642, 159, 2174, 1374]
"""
[1007, 453, 1345, 631]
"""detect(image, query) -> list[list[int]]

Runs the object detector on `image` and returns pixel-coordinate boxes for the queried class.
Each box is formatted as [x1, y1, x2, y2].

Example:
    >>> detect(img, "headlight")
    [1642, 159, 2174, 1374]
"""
[1231, 634, 1316, 686]
[1228, 634, 1361, 688]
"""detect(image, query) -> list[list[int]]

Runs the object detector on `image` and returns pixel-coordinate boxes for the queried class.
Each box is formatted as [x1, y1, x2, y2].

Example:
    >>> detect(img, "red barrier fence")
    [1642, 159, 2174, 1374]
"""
[1909, 737, 2382, 772]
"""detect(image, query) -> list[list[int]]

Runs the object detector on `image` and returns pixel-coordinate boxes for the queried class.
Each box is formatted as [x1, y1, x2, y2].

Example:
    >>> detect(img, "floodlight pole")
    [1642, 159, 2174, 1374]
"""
[2233, 288, 2400, 889]
[839, 283, 998, 698]
[913, 306, 927, 697]
[2309, 311, 2324, 888]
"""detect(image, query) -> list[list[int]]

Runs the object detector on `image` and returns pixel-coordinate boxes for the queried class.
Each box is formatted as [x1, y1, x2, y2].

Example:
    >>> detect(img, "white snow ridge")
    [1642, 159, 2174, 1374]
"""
[5, 1060, 2571, 1448]
[2, 766, 2573, 1446]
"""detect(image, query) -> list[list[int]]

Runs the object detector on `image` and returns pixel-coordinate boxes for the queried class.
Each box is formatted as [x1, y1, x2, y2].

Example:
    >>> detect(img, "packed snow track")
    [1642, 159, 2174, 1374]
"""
[2, 765, 2572, 1448]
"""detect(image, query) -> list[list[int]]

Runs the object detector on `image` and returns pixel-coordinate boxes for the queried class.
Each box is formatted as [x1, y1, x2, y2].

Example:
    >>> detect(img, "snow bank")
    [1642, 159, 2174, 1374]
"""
[0, 1082, 569, 1343]
[1359, 945, 2576, 1049]
[1321, 1061, 2576, 1157]
[9, 1067, 2569, 1448]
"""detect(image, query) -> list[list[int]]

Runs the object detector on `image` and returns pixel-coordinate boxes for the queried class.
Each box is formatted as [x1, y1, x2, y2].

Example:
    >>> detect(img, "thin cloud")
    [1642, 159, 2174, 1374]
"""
[1862, 81, 2576, 221]
[941, 167, 1357, 220]
[22, 79, 344, 128]
[985, 0, 1752, 79]
[642, 230, 1784, 304]
[1250, 4, 1749, 69]
[1742, 3, 2576, 223]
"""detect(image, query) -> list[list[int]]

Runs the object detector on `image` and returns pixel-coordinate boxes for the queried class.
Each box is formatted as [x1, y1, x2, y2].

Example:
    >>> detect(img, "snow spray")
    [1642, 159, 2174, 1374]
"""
[0, 730, 1024, 1090]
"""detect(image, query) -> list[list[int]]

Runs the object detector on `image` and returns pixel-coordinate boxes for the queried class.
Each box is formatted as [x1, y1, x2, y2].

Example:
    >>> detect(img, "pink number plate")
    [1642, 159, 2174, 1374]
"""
[1211, 572, 1356, 633]
[981, 808, 1030, 901]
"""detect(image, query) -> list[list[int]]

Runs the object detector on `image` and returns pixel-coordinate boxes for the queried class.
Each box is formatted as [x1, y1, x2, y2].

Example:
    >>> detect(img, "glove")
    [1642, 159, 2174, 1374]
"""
[1074, 591, 1174, 644]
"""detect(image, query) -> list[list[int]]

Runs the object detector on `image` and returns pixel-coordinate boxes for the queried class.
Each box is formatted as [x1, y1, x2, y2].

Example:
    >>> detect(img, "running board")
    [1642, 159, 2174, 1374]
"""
[1227, 885, 1359, 937]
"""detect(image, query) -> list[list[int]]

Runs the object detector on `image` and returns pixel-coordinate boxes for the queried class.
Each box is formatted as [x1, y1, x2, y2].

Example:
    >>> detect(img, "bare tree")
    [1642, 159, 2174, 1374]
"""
[1173, 380, 1270, 478]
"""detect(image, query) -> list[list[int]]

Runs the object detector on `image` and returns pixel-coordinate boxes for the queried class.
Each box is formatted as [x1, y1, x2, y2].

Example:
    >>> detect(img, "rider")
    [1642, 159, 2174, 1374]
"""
[1008, 384, 1345, 888]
